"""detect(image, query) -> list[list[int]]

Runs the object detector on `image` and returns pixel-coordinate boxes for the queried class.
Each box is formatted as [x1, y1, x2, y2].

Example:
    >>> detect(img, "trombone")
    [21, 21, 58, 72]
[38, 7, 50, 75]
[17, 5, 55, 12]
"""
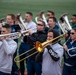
[14, 33, 65, 63]
[14, 13, 72, 63]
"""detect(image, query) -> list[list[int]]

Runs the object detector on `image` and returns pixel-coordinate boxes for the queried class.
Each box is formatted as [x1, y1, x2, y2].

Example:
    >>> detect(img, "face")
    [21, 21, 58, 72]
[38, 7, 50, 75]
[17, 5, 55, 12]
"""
[1, 28, 10, 34]
[25, 14, 32, 22]
[71, 16, 76, 24]
[36, 21, 45, 31]
[46, 12, 54, 19]
[47, 32, 53, 41]
[48, 18, 56, 28]
[6, 15, 14, 25]
[70, 29, 76, 41]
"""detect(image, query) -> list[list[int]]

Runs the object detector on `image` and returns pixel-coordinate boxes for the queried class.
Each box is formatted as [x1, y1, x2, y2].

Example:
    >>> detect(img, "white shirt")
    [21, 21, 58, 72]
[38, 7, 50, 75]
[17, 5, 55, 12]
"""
[25, 21, 37, 33]
[0, 40, 17, 73]
[21, 21, 37, 42]
[42, 43, 64, 75]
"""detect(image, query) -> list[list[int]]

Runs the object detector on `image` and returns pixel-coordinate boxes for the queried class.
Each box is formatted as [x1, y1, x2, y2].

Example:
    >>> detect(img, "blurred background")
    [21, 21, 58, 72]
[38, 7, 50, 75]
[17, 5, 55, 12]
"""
[0, 0, 76, 20]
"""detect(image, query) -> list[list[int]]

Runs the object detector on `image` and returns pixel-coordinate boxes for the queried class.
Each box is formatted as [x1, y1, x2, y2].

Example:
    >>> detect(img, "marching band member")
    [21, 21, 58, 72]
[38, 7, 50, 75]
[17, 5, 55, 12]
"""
[26, 20, 47, 75]
[19, 12, 37, 75]
[71, 14, 76, 28]
[47, 17, 61, 34]
[46, 10, 59, 26]
[62, 28, 76, 75]
[0, 24, 17, 75]
[35, 29, 64, 75]
[6, 14, 21, 75]
[46, 10, 55, 21]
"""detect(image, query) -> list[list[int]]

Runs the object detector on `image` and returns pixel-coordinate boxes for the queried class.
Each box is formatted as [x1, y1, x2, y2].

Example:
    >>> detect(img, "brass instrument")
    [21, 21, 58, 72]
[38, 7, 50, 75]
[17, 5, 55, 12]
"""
[58, 13, 72, 34]
[36, 34, 65, 53]
[67, 47, 76, 57]
[14, 33, 65, 63]
[16, 13, 27, 30]
[36, 13, 72, 52]
[14, 13, 72, 63]
[14, 47, 38, 63]
[16, 13, 30, 36]
[0, 18, 6, 25]
[0, 18, 5, 23]
[0, 30, 29, 40]
[35, 11, 49, 27]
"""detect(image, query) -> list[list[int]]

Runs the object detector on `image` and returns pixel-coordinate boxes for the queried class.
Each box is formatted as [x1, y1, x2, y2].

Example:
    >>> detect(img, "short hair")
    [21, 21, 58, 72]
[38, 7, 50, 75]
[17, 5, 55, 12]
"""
[26, 12, 33, 16]
[37, 20, 46, 26]
[48, 17, 57, 22]
[7, 14, 16, 20]
[2, 23, 11, 31]
[47, 10, 55, 16]
[48, 29, 60, 43]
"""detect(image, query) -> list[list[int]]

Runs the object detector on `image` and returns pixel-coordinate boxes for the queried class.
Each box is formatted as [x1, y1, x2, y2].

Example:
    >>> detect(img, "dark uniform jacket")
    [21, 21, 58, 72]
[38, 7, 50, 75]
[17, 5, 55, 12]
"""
[64, 39, 76, 66]
[25, 30, 47, 60]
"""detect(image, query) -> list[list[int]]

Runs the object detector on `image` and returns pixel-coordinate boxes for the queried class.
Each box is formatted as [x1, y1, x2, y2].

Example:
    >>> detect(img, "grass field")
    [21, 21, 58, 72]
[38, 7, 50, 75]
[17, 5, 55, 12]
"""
[0, 0, 76, 20]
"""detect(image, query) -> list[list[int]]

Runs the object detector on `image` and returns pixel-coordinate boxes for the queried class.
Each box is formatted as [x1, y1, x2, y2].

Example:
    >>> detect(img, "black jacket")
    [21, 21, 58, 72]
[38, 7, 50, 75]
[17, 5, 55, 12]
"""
[24, 30, 47, 60]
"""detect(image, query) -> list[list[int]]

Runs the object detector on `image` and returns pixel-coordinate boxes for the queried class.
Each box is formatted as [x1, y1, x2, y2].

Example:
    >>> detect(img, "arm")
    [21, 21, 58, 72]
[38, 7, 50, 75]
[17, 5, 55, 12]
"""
[2, 40, 17, 55]
[46, 45, 60, 61]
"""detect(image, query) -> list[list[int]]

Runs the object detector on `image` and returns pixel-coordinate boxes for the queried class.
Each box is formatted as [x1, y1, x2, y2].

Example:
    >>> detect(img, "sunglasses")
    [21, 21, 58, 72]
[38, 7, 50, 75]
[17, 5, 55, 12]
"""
[70, 32, 75, 35]
[37, 24, 44, 26]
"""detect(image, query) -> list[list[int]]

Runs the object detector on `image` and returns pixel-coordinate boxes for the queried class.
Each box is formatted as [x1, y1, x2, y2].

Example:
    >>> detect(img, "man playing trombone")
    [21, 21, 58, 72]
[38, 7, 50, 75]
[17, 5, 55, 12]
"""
[35, 29, 64, 75]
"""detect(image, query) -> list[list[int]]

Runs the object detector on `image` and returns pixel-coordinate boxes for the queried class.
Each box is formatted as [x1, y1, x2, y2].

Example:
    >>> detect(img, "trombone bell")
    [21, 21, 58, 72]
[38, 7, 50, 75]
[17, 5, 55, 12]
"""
[36, 41, 43, 53]
[36, 34, 65, 53]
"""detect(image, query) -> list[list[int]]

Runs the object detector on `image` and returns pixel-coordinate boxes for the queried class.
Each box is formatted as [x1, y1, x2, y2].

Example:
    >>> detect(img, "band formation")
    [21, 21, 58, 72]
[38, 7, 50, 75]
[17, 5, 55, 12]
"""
[0, 11, 76, 75]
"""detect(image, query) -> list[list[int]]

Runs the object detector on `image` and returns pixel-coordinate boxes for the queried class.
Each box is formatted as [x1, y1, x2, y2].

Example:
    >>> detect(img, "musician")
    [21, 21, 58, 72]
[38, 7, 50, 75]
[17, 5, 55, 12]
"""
[46, 10, 59, 26]
[46, 10, 55, 20]
[71, 14, 76, 28]
[47, 17, 61, 34]
[6, 14, 21, 75]
[0, 24, 17, 75]
[26, 20, 47, 75]
[62, 28, 76, 75]
[19, 12, 37, 75]
[35, 29, 64, 75]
